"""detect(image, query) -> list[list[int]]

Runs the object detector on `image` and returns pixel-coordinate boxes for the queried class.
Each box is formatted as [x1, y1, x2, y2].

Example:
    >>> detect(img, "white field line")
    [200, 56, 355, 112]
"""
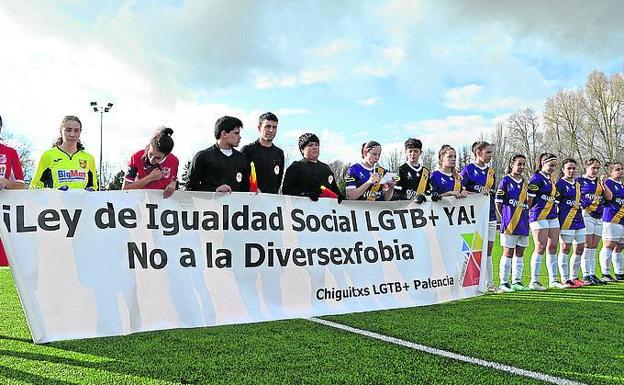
[308, 317, 587, 385]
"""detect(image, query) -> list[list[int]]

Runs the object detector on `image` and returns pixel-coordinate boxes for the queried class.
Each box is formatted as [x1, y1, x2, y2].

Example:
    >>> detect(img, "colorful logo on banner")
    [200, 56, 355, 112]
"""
[460, 231, 483, 287]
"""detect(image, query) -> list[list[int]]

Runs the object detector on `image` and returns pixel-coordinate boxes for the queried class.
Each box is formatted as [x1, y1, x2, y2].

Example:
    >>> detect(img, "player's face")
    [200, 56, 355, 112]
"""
[477, 146, 493, 163]
[512, 158, 525, 176]
[610, 164, 623, 179]
[541, 159, 557, 175]
[259, 120, 278, 143]
[441, 149, 456, 169]
[61, 121, 82, 144]
[562, 162, 577, 179]
[586, 162, 600, 178]
[303, 142, 320, 161]
[147, 146, 166, 165]
[222, 127, 241, 148]
[406, 148, 421, 164]
[364, 146, 381, 167]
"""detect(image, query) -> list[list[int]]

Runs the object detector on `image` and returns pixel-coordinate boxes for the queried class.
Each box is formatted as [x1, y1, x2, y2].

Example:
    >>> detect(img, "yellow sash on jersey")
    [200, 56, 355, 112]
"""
[453, 174, 461, 192]
[611, 183, 624, 223]
[505, 181, 527, 235]
[537, 178, 557, 221]
[484, 168, 495, 192]
[585, 181, 603, 215]
[367, 165, 385, 201]
[561, 182, 581, 230]
[415, 168, 430, 195]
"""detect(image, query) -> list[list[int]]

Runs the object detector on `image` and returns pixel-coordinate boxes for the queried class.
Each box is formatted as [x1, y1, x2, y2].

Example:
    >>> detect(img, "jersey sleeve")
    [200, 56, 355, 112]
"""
[527, 174, 540, 197]
[125, 153, 140, 182]
[30, 151, 51, 189]
[460, 166, 470, 188]
[429, 172, 442, 194]
[8, 147, 24, 182]
[495, 178, 507, 203]
[171, 156, 179, 181]
[344, 166, 358, 190]
[88, 154, 98, 190]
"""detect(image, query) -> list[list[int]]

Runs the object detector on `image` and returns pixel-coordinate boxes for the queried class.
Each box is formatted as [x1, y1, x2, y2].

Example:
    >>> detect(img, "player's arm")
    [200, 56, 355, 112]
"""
[29, 152, 52, 189]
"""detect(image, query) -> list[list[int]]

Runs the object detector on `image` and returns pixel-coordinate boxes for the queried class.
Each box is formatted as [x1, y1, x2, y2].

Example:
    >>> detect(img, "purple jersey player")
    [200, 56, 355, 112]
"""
[345, 141, 395, 201]
[527, 153, 562, 290]
[430, 145, 467, 200]
[578, 158, 610, 285]
[495, 154, 530, 292]
[599, 161, 624, 282]
[556, 159, 585, 288]
[461, 140, 497, 291]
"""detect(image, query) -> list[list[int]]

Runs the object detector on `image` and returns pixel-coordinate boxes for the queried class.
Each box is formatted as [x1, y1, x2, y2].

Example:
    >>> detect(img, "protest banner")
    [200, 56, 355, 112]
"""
[0, 190, 489, 343]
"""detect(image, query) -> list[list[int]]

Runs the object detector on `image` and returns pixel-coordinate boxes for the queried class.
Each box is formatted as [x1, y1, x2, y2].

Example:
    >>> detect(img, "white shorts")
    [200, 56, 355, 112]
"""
[487, 221, 497, 242]
[500, 233, 529, 249]
[583, 214, 603, 236]
[559, 228, 586, 245]
[529, 218, 560, 230]
[602, 222, 624, 241]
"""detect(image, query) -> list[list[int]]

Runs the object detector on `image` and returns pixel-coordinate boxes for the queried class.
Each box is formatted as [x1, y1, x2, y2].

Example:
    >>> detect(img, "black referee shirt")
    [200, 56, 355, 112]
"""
[186, 144, 250, 192]
[241, 140, 284, 194]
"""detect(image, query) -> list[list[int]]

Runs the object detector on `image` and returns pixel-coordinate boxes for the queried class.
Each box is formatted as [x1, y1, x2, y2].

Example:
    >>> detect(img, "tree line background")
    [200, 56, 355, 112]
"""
[2, 70, 622, 191]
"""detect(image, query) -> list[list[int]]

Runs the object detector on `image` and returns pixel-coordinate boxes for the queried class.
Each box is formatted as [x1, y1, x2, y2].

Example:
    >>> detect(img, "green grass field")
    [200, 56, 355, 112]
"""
[1, 237, 623, 385]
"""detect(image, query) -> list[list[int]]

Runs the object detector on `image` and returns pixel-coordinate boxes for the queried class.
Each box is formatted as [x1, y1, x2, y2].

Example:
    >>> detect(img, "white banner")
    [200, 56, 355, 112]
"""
[0, 190, 490, 343]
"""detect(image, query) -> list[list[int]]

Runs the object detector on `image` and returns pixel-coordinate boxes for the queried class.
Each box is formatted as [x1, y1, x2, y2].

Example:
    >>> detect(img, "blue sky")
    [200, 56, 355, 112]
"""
[1, 0, 622, 171]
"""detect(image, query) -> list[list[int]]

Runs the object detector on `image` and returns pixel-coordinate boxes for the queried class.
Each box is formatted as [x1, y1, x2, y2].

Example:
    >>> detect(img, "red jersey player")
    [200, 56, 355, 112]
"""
[122, 127, 178, 198]
[0, 115, 25, 266]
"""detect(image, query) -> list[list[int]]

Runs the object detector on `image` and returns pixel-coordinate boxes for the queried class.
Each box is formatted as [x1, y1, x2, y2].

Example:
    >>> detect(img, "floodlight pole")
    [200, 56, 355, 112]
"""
[90, 101, 114, 189]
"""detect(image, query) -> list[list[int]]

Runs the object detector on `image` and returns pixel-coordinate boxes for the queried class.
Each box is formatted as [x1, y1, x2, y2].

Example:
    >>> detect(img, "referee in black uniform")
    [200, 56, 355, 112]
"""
[282, 133, 342, 201]
[186, 116, 250, 192]
[241, 112, 284, 194]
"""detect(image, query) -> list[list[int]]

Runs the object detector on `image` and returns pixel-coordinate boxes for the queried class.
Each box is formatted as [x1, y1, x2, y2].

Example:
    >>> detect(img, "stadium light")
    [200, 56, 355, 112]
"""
[90, 101, 114, 188]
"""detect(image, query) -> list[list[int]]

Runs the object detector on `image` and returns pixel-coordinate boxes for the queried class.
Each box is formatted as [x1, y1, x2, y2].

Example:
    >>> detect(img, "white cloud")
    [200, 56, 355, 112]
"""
[311, 39, 354, 58]
[358, 98, 381, 107]
[254, 68, 336, 89]
[273, 108, 310, 116]
[404, 115, 494, 153]
[354, 46, 406, 78]
[443, 84, 530, 112]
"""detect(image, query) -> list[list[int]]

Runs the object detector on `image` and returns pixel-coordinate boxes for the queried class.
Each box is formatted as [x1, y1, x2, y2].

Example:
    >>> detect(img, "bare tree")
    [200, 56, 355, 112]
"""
[490, 122, 509, 180]
[1, 129, 35, 182]
[381, 148, 403, 172]
[421, 148, 436, 171]
[506, 108, 543, 170]
[544, 89, 587, 162]
[456, 145, 471, 171]
[106, 170, 125, 190]
[327, 160, 350, 194]
[583, 71, 624, 162]
[179, 160, 191, 190]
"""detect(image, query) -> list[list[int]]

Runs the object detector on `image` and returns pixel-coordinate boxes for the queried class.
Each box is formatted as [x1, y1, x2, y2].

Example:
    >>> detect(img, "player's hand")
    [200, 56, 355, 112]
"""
[415, 194, 426, 204]
[0, 179, 8, 190]
[148, 168, 164, 181]
[431, 192, 442, 202]
[163, 182, 175, 199]
[368, 173, 381, 185]
[216, 184, 232, 193]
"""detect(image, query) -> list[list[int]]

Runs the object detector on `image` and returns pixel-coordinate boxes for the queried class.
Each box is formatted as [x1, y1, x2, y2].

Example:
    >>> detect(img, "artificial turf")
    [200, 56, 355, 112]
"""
[0, 236, 622, 384]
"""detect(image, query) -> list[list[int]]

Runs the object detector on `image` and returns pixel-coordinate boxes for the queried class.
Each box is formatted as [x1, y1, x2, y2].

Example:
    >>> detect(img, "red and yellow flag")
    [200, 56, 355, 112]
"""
[249, 162, 258, 192]
[319, 185, 338, 198]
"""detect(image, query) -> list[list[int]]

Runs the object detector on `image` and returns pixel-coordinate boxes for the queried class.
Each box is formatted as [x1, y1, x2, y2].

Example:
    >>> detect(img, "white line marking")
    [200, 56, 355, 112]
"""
[308, 317, 587, 385]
